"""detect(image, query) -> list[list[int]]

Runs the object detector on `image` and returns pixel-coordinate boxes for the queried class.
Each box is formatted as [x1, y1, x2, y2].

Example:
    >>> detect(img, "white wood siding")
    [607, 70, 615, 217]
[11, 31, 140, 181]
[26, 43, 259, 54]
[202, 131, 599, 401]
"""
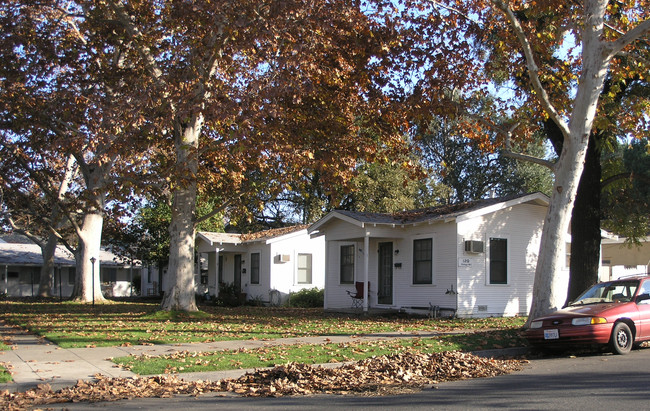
[456, 203, 554, 317]
[392, 222, 458, 311]
[267, 233, 325, 304]
[197, 230, 325, 305]
[323, 220, 459, 311]
[242, 245, 268, 302]
[325, 240, 363, 309]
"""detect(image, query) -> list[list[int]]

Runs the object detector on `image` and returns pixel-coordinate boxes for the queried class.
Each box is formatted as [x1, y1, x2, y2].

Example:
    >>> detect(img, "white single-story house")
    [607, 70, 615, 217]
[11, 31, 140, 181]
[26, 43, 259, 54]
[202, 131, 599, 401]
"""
[308, 192, 570, 318]
[601, 235, 650, 279]
[0, 235, 141, 298]
[196, 225, 325, 305]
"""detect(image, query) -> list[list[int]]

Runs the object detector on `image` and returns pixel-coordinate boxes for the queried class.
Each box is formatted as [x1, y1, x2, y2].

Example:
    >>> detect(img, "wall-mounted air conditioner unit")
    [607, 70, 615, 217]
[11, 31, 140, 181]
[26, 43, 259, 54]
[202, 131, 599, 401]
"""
[464, 240, 484, 254]
[274, 254, 291, 263]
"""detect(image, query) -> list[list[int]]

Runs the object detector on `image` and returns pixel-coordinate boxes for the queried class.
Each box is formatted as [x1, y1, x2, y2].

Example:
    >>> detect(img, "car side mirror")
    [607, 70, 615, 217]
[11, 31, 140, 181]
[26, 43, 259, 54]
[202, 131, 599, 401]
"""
[635, 294, 650, 304]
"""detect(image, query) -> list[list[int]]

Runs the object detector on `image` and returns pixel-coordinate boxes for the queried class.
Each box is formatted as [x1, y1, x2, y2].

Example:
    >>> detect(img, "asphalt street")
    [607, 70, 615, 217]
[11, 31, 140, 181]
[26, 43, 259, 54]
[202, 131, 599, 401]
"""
[59, 347, 650, 410]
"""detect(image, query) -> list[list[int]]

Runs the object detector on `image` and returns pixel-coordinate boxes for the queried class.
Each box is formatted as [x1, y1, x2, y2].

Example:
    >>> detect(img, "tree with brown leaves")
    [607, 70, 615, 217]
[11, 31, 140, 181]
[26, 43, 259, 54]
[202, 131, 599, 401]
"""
[393, 0, 649, 320]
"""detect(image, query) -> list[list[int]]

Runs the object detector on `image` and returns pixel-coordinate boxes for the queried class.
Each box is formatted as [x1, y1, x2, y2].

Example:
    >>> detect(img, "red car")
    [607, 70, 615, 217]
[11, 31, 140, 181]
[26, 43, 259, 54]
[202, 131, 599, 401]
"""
[525, 275, 650, 354]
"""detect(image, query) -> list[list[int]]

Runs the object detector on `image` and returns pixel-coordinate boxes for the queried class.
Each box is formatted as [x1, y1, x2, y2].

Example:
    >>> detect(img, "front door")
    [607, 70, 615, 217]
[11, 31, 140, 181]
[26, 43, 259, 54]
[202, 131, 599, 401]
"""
[234, 254, 242, 292]
[378, 242, 393, 305]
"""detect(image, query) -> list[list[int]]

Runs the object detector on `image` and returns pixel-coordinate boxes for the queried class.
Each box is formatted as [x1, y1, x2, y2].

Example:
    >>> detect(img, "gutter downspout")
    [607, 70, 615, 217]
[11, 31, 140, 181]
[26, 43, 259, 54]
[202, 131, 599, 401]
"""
[363, 233, 369, 312]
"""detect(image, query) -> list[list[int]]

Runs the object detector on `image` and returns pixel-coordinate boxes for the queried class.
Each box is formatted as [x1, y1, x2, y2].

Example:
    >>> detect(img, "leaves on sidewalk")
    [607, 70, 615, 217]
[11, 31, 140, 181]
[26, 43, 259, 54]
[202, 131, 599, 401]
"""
[0, 351, 524, 409]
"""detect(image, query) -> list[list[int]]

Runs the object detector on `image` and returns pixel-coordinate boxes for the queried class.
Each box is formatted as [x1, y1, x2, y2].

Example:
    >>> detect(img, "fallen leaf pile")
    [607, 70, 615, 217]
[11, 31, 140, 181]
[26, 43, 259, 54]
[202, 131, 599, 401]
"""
[0, 351, 524, 409]
[218, 351, 523, 396]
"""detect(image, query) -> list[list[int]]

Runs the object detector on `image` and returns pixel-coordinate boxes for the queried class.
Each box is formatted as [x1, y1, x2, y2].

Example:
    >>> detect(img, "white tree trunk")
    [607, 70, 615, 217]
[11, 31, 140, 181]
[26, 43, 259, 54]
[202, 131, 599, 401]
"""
[527, 0, 611, 320]
[72, 211, 106, 302]
[70, 157, 107, 303]
[160, 114, 203, 312]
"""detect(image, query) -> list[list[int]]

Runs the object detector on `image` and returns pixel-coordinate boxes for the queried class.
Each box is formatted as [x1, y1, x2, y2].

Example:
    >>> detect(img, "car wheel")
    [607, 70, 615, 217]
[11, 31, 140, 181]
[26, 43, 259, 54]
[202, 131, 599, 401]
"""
[610, 322, 633, 355]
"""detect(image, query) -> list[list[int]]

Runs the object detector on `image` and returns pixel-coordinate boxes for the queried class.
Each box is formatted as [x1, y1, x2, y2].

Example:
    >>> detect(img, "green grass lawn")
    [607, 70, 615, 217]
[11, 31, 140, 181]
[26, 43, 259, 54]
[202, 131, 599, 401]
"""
[0, 368, 11, 383]
[114, 328, 526, 375]
[0, 336, 11, 383]
[0, 300, 526, 349]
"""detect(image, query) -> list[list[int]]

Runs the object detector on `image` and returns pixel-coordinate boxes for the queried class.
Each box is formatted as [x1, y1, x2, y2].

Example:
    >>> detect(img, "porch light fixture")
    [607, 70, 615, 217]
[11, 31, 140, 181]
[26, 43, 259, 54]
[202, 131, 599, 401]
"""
[394, 249, 399, 255]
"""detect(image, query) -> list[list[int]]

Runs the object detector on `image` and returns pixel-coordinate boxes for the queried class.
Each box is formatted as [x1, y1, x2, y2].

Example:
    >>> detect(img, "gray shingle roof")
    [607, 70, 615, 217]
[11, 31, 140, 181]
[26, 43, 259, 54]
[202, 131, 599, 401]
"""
[198, 225, 309, 245]
[0, 240, 136, 267]
[315, 193, 549, 229]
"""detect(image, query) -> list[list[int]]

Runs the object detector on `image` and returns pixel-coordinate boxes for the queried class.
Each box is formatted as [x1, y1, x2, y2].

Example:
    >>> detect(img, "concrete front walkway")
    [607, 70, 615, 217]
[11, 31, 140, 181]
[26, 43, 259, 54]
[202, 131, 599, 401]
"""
[0, 321, 527, 393]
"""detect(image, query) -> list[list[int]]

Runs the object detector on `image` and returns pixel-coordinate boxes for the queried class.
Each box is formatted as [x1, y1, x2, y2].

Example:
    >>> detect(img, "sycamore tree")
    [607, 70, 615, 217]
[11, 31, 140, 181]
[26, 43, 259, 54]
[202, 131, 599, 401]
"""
[0, 1, 154, 303]
[388, 0, 649, 320]
[542, 73, 649, 304]
[0, 152, 77, 297]
[103, 0, 407, 311]
[490, 0, 649, 318]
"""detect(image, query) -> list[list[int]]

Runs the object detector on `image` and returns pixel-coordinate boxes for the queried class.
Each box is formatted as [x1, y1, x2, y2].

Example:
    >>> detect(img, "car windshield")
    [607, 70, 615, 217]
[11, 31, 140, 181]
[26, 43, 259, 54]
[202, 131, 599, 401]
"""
[569, 280, 639, 306]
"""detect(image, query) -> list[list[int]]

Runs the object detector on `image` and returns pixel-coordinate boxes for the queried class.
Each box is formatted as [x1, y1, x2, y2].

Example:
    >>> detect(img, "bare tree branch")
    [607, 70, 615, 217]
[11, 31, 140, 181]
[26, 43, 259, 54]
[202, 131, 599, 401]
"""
[492, 0, 570, 146]
[194, 198, 233, 227]
[605, 19, 650, 62]
[502, 150, 556, 170]
[426, 0, 478, 24]
[502, 122, 556, 170]
[601, 171, 650, 189]
[104, 0, 164, 82]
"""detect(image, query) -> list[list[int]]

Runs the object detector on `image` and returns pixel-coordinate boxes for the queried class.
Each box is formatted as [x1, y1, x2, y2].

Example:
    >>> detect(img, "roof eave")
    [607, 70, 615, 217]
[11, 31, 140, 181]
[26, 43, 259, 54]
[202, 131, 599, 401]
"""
[455, 192, 549, 223]
[308, 211, 367, 233]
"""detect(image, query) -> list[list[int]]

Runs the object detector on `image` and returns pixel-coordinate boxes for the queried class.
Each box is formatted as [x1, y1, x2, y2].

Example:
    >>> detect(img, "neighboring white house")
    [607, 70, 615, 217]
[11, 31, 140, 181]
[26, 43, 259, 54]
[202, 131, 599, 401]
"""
[601, 235, 650, 280]
[308, 192, 570, 318]
[0, 235, 141, 298]
[196, 225, 325, 305]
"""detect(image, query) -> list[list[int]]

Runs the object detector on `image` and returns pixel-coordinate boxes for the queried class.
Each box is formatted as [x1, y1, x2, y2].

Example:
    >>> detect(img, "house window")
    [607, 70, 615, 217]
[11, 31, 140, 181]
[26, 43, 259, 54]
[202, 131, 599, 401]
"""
[68, 268, 76, 285]
[340, 245, 355, 284]
[489, 237, 508, 284]
[250, 253, 260, 284]
[297, 253, 312, 284]
[413, 238, 433, 284]
[102, 268, 117, 283]
[19, 269, 39, 285]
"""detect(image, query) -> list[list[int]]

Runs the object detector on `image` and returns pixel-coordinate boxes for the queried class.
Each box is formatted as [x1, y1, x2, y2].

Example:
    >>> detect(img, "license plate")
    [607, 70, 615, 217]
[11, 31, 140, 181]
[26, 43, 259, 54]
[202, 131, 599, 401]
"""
[544, 329, 559, 340]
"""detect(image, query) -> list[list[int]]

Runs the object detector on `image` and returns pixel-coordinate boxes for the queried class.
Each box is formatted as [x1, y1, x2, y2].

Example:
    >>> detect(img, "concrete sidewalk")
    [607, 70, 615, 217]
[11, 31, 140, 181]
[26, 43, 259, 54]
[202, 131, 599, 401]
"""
[0, 321, 528, 393]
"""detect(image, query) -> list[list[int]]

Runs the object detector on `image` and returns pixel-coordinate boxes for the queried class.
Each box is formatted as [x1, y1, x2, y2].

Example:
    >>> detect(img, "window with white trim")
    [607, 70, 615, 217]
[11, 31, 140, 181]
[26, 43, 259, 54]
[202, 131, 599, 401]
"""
[413, 238, 433, 284]
[250, 252, 260, 284]
[297, 253, 312, 284]
[489, 237, 507, 284]
[340, 245, 355, 284]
